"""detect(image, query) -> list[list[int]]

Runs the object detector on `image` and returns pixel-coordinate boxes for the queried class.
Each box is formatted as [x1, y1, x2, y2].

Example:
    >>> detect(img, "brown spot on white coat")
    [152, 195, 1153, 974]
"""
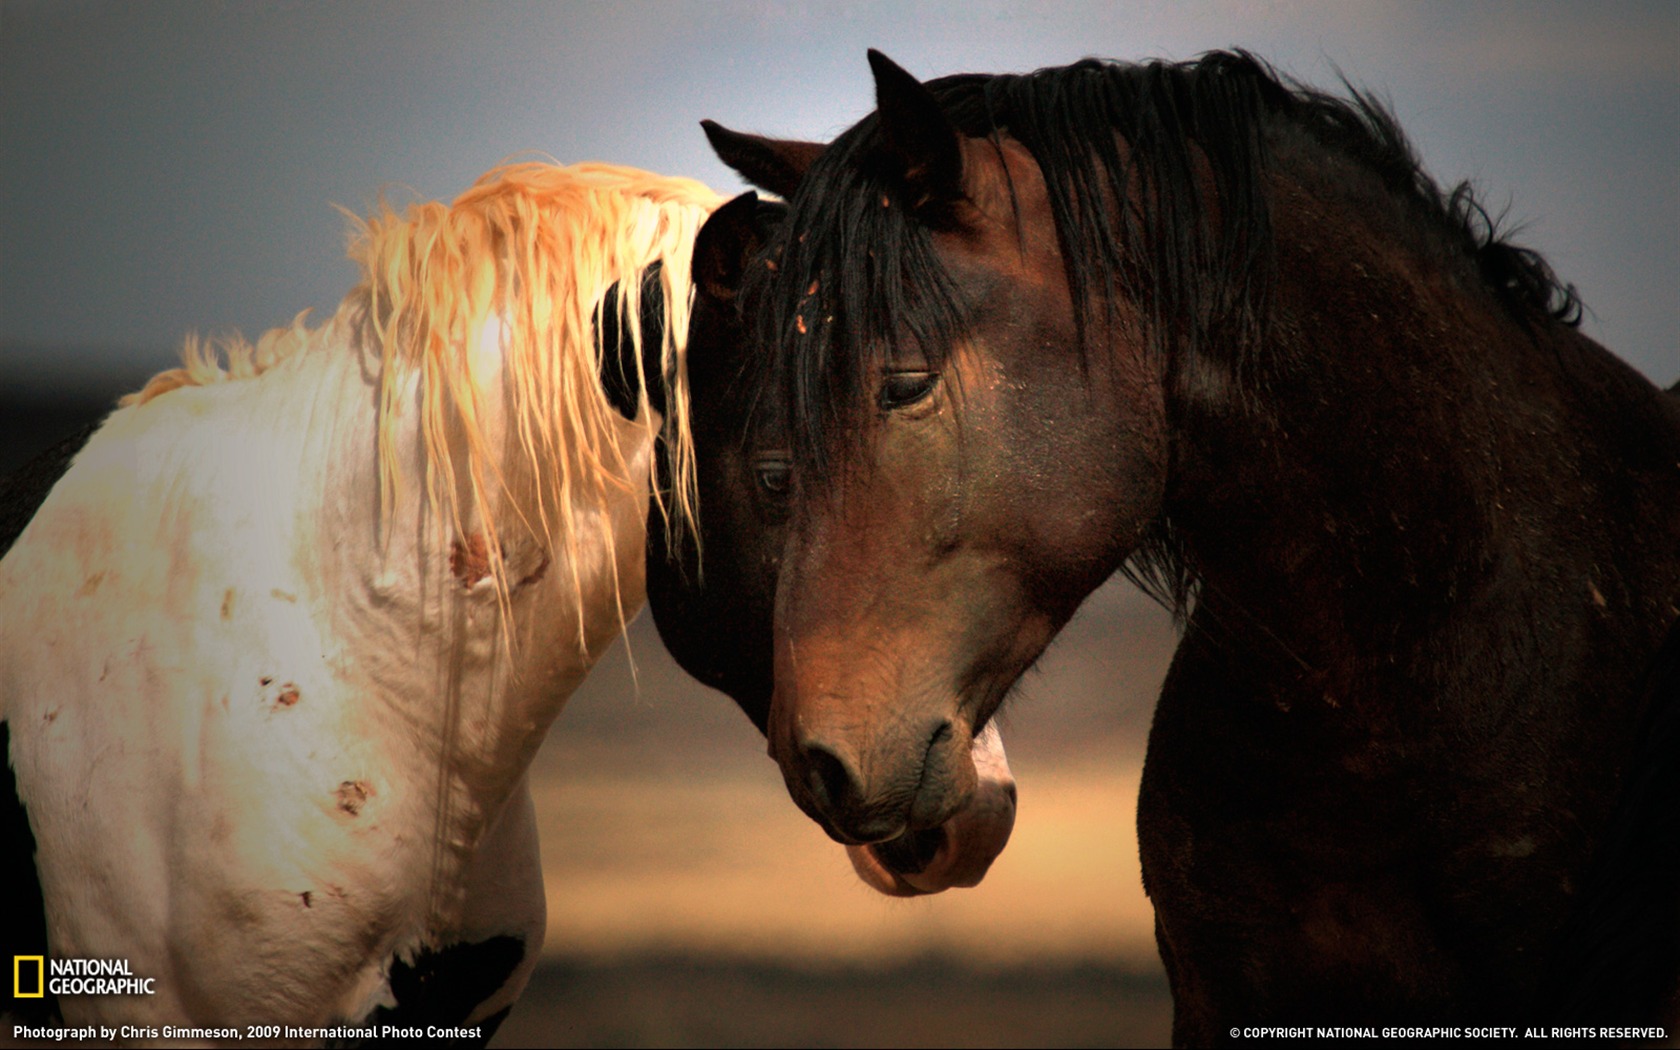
[335, 780, 373, 816]
[450, 533, 494, 588]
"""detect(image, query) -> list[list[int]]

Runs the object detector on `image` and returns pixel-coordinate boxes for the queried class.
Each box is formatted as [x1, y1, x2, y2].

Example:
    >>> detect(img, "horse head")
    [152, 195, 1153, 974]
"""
[702, 54, 1165, 853]
[640, 188, 1017, 895]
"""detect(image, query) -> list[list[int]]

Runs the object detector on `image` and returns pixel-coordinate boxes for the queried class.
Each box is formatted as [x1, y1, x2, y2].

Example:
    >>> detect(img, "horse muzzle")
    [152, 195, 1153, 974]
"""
[777, 699, 977, 844]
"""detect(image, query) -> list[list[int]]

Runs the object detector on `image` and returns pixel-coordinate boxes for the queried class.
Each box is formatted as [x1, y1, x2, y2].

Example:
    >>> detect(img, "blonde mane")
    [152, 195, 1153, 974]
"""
[127, 161, 721, 647]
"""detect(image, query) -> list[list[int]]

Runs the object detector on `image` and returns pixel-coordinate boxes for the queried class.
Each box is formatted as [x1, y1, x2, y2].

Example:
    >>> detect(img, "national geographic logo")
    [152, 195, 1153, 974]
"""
[13, 956, 43, 998]
[13, 956, 156, 997]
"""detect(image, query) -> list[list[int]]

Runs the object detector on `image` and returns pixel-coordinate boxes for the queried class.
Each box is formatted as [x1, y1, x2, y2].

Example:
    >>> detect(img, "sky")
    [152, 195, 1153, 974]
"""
[1, 0, 1676, 397]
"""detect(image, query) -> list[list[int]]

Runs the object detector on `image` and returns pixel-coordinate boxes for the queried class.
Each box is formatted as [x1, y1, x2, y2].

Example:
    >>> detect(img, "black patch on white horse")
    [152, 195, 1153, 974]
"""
[343, 936, 524, 1047]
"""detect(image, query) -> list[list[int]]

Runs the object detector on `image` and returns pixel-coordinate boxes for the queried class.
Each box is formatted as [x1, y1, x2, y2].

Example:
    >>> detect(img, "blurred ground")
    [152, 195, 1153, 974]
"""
[2, 383, 1181, 1047]
[493, 957, 1172, 1048]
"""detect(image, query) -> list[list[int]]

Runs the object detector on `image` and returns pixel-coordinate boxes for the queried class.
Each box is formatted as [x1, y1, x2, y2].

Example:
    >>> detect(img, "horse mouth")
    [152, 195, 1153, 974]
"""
[847, 830, 948, 898]
[846, 818, 999, 898]
[842, 723, 1016, 898]
[871, 825, 947, 877]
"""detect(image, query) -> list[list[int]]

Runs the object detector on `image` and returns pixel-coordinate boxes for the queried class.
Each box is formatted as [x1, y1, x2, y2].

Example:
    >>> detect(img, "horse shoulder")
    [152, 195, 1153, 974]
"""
[0, 348, 438, 1022]
[1139, 611, 1483, 1029]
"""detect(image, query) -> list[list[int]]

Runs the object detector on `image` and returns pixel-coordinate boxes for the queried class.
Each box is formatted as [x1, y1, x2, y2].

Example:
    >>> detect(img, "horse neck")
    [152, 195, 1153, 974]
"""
[1163, 164, 1680, 719]
[304, 312, 654, 916]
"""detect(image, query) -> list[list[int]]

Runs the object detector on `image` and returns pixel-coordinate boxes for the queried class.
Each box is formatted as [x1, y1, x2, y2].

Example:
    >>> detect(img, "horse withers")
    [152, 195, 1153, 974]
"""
[632, 190, 1016, 896]
[0, 162, 718, 1036]
[703, 51, 1680, 1039]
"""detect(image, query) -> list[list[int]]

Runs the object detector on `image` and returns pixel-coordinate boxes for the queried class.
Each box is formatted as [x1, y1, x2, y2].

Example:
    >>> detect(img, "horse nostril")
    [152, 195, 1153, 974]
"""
[927, 720, 952, 754]
[801, 740, 858, 817]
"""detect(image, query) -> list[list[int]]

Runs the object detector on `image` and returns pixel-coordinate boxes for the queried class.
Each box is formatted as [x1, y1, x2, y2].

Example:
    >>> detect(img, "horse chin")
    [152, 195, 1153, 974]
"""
[844, 722, 1017, 897]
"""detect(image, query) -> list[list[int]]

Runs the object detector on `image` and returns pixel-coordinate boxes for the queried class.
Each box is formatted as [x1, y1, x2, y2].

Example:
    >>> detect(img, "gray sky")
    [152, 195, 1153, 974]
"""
[2, 1, 1676, 392]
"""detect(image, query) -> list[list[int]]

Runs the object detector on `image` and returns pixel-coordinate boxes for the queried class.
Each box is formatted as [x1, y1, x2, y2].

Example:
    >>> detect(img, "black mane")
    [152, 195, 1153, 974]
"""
[749, 50, 1582, 481]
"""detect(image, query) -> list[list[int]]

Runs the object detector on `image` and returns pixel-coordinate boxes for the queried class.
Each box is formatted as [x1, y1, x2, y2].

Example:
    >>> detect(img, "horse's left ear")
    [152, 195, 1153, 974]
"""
[703, 121, 824, 201]
[867, 50, 964, 220]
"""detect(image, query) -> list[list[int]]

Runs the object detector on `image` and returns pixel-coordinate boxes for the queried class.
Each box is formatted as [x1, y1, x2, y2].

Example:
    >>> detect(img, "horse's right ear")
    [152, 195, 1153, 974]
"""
[693, 191, 765, 303]
[702, 121, 823, 201]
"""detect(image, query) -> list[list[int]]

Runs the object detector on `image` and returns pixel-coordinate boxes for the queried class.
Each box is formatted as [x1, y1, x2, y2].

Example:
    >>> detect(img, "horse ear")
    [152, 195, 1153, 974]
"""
[702, 121, 823, 201]
[693, 191, 764, 303]
[866, 50, 963, 217]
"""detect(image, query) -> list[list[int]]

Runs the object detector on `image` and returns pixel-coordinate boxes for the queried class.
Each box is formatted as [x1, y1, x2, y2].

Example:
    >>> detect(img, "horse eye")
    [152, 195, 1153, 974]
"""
[879, 371, 939, 411]
[753, 456, 792, 498]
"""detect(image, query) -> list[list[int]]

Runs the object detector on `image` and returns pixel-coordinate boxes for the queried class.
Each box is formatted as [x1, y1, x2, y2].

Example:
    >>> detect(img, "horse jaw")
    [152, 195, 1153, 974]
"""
[844, 722, 1016, 896]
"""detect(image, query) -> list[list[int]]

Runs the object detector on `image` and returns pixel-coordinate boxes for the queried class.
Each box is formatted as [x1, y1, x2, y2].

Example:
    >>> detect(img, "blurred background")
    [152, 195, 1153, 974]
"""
[3, 3, 1675, 1045]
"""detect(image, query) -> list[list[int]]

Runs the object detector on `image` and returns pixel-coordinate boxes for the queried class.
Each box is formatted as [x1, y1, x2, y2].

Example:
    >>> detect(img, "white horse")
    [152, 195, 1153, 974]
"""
[0, 162, 718, 1036]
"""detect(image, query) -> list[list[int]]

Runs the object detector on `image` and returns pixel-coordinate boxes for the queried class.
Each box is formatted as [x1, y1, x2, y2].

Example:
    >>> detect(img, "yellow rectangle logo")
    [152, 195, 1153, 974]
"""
[13, 955, 45, 998]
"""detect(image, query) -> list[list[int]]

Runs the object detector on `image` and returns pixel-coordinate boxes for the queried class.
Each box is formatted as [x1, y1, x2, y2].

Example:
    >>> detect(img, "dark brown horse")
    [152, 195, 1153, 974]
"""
[703, 51, 1680, 1039]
